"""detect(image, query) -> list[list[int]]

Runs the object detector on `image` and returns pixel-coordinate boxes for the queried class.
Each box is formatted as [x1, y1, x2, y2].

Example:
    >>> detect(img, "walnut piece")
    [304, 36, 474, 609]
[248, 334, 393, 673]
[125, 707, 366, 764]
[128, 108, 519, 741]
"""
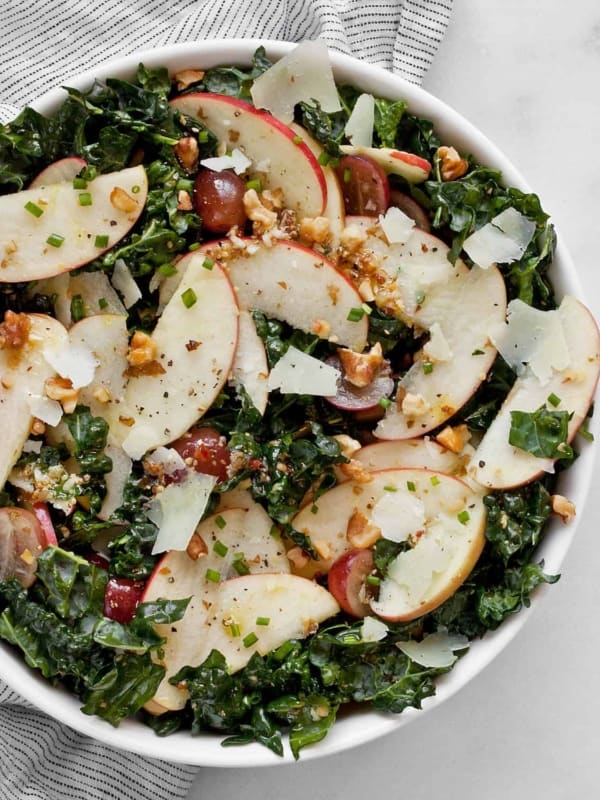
[436, 146, 469, 181]
[186, 532, 208, 560]
[287, 546, 310, 569]
[110, 186, 138, 214]
[0, 310, 31, 350]
[173, 136, 200, 173]
[400, 391, 430, 417]
[346, 509, 382, 549]
[435, 423, 471, 454]
[551, 494, 576, 523]
[243, 189, 277, 234]
[299, 216, 331, 246]
[173, 69, 205, 91]
[44, 376, 79, 414]
[338, 342, 384, 388]
[127, 331, 158, 367]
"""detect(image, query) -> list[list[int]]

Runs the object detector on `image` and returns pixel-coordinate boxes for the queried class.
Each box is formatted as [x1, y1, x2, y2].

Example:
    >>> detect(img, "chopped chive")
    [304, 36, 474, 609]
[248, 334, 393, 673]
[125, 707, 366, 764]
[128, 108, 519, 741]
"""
[205, 568, 221, 583]
[213, 540, 228, 557]
[406, 480, 416, 492]
[243, 632, 259, 648]
[94, 234, 109, 248]
[318, 152, 330, 166]
[422, 361, 434, 375]
[579, 421, 594, 442]
[98, 297, 108, 310]
[158, 262, 177, 277]
[547, 393, 561, 408]
[78, 192, 92, 206]
[81, 165, 97, 181]
[46, 233, 64, 248]
[361, 302, 373, 315]
[256, 616, 270, 626]
[310, 503, 319, 514]
[70, 294, 85, 323]
[347, 307, 365, 322]
[131, 185, 141, 194]
[366, 575, 381, 586]
[202, 257, 215, 270]
[25, 201, 43, 218]
[181, 287, 197, 308]
[72, 176, 87, 189]
[232, 554, 250, 575]
[343, 167, 352, 184]
[198, 129, 209, 143]
[415, 290, 425, 305]
[229, 622, 241, 637]
[274, 640, 295, 660]
[293, 135, 304, 145]
[457, 510, 470, 525]
[430, 475, 440, 486]
[214, 515, 227, 530]
[383, 484, 397, 492]
[176, 178, 194, 192]
[246, 177, 262, 192]
[471, 348, 484, 356]
[378, 396, 392, 409]
[189, 242, 201, 251]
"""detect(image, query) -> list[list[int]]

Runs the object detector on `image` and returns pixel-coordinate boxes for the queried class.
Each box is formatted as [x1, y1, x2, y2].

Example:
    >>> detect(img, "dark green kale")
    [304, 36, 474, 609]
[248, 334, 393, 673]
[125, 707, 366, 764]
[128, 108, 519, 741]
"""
[476, 562, 559, 630]
[483, 481, 552, 564]
[107, 472, 159, 580]
[198, 47, 272, 99]
[509, 405, 574, 461]
[455, 355, 516, 432]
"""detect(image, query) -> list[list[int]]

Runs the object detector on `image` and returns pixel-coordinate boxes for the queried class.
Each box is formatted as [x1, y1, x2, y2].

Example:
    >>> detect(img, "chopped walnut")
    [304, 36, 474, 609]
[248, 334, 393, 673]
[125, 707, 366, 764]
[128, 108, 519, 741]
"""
[400, 391, 430, 417]
[186, 532, 208, 560]
[92, 386, 112, 404]
[339, 458, 373, 484]
[338, 342, 384, 388]
[260, 188, 285, 211]
[177, 189, 193, 211]
[436, 146, 469, 181]
[340, 224, 367, 254]
[173, 136, 200, 173]
[347, 509, 382, 549]
[173, 69, 205, 91]
[243, 189, 277, 234]
[44, 376, 79, 414]
[30, 418, 46, 436]
[278, 208, 299, 238]
[435, 423, 471, 454]
[287, 546, 310, 569]
[311, 319, 331, 338]
[0, 310, 31, 350]
[110, 186, 138, 214]
[551, 494, 576, 523]
[299, 216, 331, 246]
[333, 434, 362, 460]
[127, 331, 158, 367]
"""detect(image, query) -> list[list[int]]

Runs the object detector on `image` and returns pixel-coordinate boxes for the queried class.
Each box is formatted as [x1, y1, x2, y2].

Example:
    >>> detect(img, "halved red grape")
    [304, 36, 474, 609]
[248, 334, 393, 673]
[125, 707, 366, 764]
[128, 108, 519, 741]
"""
[103, 577, 145, 623]
[170, 425, 231, 482]
[194, 169, 247, 235]
[389, 189, 431, 231]
[0, 507, 45, 588]
[325, 353, 393, 412]
[335, 154, 390, 216]
[327, 548, 375, 617]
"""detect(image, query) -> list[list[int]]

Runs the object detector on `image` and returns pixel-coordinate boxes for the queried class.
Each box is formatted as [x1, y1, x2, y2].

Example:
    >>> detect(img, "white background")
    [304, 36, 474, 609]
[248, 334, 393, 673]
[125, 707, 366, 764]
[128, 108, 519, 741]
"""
[188, 2, 600, 797]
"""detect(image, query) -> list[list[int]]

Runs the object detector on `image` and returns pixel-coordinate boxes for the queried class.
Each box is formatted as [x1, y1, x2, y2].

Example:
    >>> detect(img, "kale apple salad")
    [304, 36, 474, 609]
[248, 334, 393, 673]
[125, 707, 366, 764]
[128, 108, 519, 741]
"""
[0, 41, 598, 759]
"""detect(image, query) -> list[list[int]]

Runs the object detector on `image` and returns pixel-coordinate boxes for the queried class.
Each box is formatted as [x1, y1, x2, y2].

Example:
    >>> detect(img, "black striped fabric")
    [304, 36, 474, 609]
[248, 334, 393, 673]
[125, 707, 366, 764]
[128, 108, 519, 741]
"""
[0, 1, 453, 797]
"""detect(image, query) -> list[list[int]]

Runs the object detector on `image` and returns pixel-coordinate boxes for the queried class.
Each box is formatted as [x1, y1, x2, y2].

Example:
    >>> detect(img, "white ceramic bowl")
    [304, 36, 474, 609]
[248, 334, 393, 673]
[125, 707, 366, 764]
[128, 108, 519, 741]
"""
[0, 39, 595, 767]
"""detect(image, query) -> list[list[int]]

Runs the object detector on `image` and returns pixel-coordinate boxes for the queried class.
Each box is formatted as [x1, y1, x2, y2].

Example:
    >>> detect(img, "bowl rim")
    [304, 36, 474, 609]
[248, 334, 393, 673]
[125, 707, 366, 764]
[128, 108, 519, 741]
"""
[0, 38, 594, 767]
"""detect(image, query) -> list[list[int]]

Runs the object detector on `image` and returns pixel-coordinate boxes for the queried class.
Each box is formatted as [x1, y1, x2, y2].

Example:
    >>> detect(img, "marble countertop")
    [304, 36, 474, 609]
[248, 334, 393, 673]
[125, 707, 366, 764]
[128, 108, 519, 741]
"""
[189, 2, 600, 797]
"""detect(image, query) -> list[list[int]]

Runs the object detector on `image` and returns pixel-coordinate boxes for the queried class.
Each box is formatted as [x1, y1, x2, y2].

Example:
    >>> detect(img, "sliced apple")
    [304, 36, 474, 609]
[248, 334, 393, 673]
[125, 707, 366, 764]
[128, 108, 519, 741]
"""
[170, 93, 326, 218]
[0, 314, 68, 489]
[0, 165, 148, 282]
[30, 271, 127, 328]
[29, 156, 87, 189]
[230, 309, 269, 414]
[143, 506, 290, 712]
[340, 145, 431, 183]
[119, 251, 238, 458]
[354, 439, 467, 476]
[471, 295, 600, 489]
[291, 467, 485, 590]
[223, 239, 368, 351]
[375, 264, 506, 439]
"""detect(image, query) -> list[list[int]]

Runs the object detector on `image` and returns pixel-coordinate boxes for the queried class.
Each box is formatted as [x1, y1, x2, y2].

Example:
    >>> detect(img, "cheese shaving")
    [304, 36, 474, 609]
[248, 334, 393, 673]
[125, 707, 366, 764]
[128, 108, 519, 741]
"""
[396, 628, 469, 668]
[43, 340, 98, 389]
[27, 394, 63, 426]
[200, 148, 252, 175]
[361, 616, 389, 643]
[344, 93, 375, 147]
[149, 472, 217, 554]
[267, 346, 340, 396]
[111, 259, 142, 309]
[378, 206, 415, 245]
[423, 321, 453, 362]
[370, 490, 426, 543]
[463, 208, 536, 269]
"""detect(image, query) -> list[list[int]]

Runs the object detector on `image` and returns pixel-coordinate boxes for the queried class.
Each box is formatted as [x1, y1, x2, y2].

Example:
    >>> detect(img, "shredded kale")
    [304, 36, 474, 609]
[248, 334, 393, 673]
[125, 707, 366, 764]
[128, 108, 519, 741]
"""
[509, 405, 574, 461]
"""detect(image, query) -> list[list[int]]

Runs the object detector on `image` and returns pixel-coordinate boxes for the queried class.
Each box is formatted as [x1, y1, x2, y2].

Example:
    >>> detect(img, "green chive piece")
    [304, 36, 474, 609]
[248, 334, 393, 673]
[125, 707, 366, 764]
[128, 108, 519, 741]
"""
[94, 234, 109, 248]
[457, 510, 470, 525]
[343, 167, 352, 184]
[25, 201, 43, 218]
[229, 622, 241, 637]
[383, 484, 397, 492]
[256, 616, 270, 626]
[198, 130, 209, 143]
[415, 290, 425, 305]
[318, 152, 330, 166]
[361, 302, 372, 315]
[202, 257, 215, 270]
[213, 540, 228, 557]
[189, 242, 201, 251]
[430, 475, 440, 486]
[214, 515, 226, 530]
[81, 165, 97, 181]
[181, 287, 197, 308]
[72, 177, 88, 189]
[158, 263, 177, 277]
[423, 361, 434, 375]
[78, 192, 92, 206]
[176, 178, 194, 192]
[347, 307, 365, 322]
[205, 568, 221, 583]
[471, 348, 484, 356]
[98, 297, 108, 310]
[70, 294, 85, 323]
[246, 177, 262, 192]
[46, 233, 64, 248]
[233, 554, 250, 576]
[547, 393, 561, 408]
[131, 185, 141, 194]
[292, 135, 303, 145]
[407, 480, 416, 492]
[579, 421, 595, 442]
[378, 396, 392, 409]
[366, 575, 381, 586]
[243, 632, 259, 648]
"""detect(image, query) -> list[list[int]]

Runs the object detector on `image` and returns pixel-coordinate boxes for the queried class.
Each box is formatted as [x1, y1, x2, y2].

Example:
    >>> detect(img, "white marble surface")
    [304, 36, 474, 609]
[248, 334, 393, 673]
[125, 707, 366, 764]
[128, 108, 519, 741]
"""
[188, 2, 600, 797]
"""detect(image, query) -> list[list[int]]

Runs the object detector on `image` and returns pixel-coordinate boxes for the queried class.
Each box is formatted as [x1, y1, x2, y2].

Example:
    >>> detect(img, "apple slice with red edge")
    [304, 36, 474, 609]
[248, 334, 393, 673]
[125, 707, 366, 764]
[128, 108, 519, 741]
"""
[29, 156, 87, 189]
[220, 238, 368, 351]
[32, 502, 58, 546]
[118, 250, 239, 458]
[340, 144, 431, 183]
[0, 165, 148, 282]
[470, 295, 600, 489]
[142, 506, 291, 713]
[170, 93, 327, 218]
[354, 439, 467, 476]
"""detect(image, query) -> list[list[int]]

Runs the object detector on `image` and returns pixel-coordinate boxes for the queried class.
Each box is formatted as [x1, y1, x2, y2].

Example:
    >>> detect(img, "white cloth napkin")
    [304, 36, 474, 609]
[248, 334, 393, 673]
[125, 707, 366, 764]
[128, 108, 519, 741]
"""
[0, 1, 453, 797]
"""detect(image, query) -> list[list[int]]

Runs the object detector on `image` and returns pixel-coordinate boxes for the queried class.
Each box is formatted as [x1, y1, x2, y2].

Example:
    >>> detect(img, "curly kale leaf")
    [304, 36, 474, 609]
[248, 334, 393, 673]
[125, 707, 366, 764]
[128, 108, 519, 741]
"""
[107, 474, 159, 579]
[509, 405, 574, 461]
[199, 46, 272, 99]
[484, 482, 552, 564]
[35, 547, 107, 620]
[476, 561, 559, 630]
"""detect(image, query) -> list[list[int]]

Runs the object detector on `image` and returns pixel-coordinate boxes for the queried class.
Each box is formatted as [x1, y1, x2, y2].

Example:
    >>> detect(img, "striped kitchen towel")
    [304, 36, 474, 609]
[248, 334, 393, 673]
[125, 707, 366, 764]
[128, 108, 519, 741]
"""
[0, 1, 453, 798]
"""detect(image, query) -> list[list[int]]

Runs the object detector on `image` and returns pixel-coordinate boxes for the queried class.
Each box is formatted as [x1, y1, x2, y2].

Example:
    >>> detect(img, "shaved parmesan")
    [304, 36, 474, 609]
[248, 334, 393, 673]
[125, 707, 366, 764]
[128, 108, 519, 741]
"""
[361, 616, 389, 643]
[378, 206, 415, 245]
[145, 446, 186, 476]
[492, 299, 569, 384]
[463, 208, 536, 269]
[230, 310, 269, 414]
[371, 490, 426, 543]
[99, 440, 132, 520]
[111, 259, 142, 309]
[423, 321, 453, 363]
[344, 93, 375, 147]
[27, 394, 63, 427]
[268, 346, 340, 396]
[149, 472, 217, 554]
[250, 39, 341, 124]
[121, 423, 163, 461]
[396, 628, 469, 668]
[43, 340, 98, 389]
[22, 439, 43, 454]
[200, 148, 252, 175]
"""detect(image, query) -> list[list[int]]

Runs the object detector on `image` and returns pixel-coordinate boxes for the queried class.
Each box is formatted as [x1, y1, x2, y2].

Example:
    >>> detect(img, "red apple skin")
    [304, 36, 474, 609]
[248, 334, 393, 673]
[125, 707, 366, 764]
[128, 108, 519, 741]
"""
[390, 150, 431, 176]
[327, 548, 375, 618]
[170, 92, 327, 215]
[29, 156, 87, 188]
[32, 502, 58, 546]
